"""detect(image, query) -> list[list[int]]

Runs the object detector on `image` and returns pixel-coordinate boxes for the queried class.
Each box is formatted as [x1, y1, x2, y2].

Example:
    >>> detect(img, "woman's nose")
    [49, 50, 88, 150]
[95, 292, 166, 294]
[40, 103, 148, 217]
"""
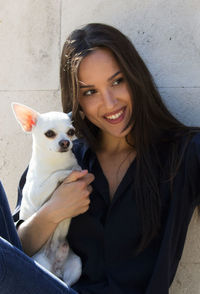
[101, 89, 117, 108]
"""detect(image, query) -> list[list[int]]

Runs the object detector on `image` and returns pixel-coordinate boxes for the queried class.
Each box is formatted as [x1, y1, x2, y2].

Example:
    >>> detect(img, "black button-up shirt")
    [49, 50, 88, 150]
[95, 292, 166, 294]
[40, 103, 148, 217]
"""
[13, 133, 200, 294]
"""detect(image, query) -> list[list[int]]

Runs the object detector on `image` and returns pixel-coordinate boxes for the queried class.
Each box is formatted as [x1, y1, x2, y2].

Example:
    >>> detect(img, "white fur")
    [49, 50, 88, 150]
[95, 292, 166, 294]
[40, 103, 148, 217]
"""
[12, 103, 82, 285]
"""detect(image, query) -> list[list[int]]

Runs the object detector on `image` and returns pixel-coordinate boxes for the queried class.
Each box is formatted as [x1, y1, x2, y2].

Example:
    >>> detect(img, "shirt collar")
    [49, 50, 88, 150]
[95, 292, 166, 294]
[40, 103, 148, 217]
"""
[73, 138, 96, 170]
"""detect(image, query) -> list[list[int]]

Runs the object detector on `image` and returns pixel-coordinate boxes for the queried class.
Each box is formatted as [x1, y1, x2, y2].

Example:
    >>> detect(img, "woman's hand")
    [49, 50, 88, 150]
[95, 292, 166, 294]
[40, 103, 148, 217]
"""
[42, 169, 94, 224]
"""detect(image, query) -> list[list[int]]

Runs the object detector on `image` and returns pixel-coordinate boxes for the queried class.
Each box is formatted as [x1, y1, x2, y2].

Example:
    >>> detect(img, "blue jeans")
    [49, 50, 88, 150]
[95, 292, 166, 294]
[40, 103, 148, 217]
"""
[0, 181, 78, 294]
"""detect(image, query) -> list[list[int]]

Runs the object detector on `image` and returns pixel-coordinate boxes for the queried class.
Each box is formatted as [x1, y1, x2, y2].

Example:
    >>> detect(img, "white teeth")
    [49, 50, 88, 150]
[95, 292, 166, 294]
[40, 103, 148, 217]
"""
[105, 110, 123, 120]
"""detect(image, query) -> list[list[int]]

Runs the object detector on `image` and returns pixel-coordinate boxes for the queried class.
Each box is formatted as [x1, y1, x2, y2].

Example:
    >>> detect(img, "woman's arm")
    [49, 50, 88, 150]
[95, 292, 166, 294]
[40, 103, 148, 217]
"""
[17, 204, 58, 256]
[17, 170, 94, 256]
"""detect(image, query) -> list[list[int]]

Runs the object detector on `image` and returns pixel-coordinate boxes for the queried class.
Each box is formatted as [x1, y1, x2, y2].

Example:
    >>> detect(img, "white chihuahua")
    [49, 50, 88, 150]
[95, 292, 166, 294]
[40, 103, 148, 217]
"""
[12, 103, 82, 285]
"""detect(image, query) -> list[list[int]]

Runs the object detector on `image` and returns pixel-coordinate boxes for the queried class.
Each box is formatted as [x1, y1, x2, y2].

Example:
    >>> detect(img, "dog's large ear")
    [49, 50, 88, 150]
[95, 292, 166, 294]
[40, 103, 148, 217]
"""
[11, 103, 39, 132]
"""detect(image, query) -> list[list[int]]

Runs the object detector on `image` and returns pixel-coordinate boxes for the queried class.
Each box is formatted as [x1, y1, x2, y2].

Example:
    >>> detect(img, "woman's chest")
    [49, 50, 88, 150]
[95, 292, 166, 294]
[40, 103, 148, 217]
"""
[68, 182, 141, 255]
[97, 151, 136, 200]
[102, 162, 129, 199]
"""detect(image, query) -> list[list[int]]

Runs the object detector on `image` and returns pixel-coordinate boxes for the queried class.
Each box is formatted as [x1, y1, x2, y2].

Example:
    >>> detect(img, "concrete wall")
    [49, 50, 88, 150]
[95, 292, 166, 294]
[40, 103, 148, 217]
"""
[0, 0, 200, 292]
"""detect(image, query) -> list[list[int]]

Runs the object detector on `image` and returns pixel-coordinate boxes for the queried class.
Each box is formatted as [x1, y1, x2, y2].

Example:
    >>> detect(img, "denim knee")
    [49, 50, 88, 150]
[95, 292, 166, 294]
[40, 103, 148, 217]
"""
[0, 237, 78, 294]
[0, 182, 22, 249]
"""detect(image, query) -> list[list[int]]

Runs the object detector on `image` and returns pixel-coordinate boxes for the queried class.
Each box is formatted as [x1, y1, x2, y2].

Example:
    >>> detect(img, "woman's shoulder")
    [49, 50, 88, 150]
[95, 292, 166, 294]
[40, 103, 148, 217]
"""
[163, 129, 200, 150]
[188, 131, 200, 144]
[171, 130, 200, 175]
[179, 130, 200, 152]
[156, 129, 200, 168]
[183, 130, 200, 160]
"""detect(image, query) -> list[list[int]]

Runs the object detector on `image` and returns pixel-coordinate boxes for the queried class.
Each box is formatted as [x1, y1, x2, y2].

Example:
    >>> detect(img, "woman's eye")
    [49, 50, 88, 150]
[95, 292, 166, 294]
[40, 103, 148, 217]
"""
[112, 77, 124, 86]
[83, 89, 96, 96]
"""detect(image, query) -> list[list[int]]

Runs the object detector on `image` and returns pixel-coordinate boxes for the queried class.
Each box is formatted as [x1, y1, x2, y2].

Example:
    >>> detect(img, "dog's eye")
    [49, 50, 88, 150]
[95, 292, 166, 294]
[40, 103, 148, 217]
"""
[45, 130, 56, 138]
[67, 129, 75, 137]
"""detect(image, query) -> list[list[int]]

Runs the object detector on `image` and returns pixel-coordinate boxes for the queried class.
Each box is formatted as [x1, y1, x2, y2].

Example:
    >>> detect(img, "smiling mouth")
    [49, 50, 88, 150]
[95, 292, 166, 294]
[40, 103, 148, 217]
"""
[103, 107, 126, 124]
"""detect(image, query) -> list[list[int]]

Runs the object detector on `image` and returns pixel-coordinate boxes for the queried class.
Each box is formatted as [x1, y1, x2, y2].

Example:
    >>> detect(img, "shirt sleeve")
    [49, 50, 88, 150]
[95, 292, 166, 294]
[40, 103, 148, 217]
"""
[184, 132, 200, 206]
[12, 167, 28, 227]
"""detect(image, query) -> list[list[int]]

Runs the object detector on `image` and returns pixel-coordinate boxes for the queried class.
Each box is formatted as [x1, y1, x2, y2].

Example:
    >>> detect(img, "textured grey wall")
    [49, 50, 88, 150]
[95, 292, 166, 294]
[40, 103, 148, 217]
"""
[0, 1, 200, 293]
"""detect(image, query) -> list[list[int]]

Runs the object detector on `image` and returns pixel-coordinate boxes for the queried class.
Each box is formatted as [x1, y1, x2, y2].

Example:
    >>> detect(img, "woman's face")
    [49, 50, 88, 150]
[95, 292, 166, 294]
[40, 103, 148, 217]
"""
[78, 48, 133, 140]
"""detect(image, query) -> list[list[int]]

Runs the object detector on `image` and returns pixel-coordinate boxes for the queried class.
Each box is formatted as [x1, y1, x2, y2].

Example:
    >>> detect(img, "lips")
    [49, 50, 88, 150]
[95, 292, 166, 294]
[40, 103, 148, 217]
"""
[103, 107, 126, 124]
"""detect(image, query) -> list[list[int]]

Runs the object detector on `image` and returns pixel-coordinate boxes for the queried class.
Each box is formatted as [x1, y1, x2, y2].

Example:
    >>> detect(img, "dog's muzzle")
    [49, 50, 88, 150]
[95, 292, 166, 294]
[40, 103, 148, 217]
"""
[59, 139, 70, 152]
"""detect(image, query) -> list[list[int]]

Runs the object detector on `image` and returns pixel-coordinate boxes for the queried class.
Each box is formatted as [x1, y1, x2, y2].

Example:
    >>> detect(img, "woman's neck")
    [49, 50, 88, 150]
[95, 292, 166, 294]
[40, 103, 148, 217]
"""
[97, 132, 134, 155]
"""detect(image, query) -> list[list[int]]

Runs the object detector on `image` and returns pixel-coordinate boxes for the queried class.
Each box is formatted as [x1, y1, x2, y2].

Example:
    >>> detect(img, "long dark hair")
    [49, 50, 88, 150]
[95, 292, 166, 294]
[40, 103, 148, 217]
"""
[60, 23, 199, 252]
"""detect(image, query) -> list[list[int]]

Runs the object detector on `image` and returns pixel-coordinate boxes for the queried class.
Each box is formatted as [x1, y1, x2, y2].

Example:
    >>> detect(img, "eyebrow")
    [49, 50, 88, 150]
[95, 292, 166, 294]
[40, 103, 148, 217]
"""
[79, 70, 121, 88]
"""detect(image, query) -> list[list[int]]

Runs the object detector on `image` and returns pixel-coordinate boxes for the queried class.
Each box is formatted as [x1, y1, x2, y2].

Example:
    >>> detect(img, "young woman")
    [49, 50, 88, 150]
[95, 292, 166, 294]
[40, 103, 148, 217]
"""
[1, 23, 200, 294]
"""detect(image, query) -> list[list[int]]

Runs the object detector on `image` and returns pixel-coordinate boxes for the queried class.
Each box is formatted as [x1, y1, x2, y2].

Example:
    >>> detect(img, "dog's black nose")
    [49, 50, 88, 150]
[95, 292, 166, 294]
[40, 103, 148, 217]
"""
[59, 140, 70, 148]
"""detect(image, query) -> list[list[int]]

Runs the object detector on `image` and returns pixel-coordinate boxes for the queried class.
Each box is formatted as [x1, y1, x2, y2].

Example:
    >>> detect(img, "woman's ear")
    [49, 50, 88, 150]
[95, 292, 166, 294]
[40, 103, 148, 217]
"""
[11, 103, 39, 132]
[79, 110, 85, 119]
[78, 106, 85, 119]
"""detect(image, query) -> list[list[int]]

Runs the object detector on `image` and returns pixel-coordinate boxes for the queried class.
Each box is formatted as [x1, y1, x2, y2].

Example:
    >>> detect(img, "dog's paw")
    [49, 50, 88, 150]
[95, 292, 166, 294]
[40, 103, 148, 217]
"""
[72, 165, 82, 172]
[53, 170, 72, 183]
